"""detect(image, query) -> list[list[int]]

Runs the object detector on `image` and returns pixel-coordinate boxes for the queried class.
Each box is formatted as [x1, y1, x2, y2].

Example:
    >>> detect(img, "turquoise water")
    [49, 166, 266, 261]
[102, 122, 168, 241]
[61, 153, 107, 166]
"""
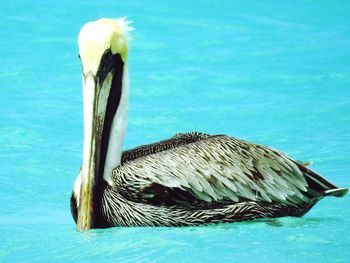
[1, 0, 350, 262]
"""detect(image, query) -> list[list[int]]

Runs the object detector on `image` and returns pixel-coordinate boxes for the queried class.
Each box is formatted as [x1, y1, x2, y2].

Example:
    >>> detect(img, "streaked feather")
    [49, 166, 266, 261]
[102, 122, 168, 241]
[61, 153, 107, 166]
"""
[115, 134, 312, 205]
[72, 132, 347, 227]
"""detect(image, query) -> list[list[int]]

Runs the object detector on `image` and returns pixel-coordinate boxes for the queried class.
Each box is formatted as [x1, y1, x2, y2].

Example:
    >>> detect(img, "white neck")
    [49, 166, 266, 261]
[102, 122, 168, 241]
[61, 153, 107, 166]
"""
[102, 63, 129, 185]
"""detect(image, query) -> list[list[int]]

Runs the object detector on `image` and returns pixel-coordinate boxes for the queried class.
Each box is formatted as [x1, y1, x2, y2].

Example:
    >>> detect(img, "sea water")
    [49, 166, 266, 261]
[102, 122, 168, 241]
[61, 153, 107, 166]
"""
[0, 0, 349, 262]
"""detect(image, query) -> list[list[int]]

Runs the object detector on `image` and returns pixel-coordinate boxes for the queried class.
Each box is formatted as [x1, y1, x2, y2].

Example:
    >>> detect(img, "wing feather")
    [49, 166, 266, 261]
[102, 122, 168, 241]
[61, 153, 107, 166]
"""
[113, 135, 310, 205]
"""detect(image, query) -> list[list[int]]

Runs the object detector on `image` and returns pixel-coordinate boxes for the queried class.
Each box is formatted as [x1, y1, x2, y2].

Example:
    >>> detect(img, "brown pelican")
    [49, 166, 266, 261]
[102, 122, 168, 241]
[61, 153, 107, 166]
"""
[71, 18, 348, 231]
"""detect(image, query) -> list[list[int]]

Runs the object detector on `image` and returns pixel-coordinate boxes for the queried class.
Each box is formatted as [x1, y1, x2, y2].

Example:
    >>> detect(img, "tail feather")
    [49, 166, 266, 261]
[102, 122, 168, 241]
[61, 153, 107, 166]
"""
[298, 164, 348, 198]
[324, 188, 349, 198]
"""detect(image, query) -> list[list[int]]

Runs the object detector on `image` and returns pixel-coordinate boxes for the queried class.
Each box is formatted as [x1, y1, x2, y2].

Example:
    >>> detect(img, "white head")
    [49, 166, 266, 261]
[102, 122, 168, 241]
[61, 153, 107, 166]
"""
[78, 18, 131, 76]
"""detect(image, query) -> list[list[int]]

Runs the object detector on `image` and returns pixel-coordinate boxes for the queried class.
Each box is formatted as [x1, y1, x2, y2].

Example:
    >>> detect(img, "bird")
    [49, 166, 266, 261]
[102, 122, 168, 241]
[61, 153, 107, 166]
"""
[70, 18, 348, 231]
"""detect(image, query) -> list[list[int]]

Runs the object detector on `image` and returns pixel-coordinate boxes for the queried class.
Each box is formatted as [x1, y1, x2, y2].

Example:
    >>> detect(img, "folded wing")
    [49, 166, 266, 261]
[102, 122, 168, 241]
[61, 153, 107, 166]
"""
[113, 135, 330, 206]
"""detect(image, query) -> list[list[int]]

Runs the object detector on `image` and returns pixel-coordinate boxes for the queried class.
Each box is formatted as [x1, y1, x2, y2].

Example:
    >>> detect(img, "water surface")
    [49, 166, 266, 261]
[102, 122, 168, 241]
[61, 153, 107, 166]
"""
[1, 0, 349, 262]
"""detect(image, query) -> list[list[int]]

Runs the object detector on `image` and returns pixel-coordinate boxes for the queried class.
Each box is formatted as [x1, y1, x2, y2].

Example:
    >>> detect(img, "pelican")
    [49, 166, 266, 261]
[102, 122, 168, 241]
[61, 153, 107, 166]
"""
[71, 18, 348, 231]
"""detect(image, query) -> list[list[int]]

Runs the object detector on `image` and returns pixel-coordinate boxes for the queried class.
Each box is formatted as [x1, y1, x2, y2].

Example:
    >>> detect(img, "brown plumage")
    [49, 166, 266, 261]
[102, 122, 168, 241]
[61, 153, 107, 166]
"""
[71, 131, 348, 227]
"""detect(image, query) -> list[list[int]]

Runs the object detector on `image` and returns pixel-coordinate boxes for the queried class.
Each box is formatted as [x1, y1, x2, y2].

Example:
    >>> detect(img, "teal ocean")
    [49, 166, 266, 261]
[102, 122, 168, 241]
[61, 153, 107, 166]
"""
[1, 0, 349, 262]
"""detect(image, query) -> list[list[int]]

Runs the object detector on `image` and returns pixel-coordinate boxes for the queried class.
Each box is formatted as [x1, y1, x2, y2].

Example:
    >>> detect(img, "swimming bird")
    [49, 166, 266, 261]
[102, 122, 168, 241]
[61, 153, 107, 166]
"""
[70, 18, 348, 231]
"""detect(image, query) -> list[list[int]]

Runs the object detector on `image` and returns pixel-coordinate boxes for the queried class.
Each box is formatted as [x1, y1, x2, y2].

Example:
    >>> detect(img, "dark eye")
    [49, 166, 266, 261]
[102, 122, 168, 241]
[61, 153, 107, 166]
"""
[78, 54, 81, 59]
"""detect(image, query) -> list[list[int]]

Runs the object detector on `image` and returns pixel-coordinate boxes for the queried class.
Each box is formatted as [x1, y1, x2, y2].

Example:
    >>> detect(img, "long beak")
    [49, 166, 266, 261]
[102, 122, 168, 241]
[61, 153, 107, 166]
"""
[77, 73, 103, 231]
[75, 18, 130, 231]
[76, 50, 125, 231]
